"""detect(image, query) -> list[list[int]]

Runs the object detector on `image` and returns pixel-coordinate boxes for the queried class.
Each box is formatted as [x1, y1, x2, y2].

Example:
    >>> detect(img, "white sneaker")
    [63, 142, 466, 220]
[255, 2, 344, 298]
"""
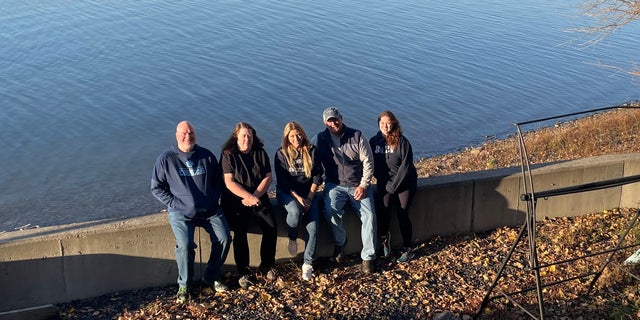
[287, 239, 298, 256]
[213, 280, 228, 292]
[624, 249, 640, 265]
[302, 263, 313, 281]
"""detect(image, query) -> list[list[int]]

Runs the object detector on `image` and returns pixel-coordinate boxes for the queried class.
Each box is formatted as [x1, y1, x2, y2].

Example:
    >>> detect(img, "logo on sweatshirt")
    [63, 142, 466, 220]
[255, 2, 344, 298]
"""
[288, 158, 305, 175]
[374, 145, 393, 154]
[178, 160, 205, 176]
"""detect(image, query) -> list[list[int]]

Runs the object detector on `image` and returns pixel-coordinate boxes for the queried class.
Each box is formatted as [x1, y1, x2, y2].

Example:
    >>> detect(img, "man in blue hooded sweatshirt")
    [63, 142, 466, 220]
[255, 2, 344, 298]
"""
[151, 121, 231, 303]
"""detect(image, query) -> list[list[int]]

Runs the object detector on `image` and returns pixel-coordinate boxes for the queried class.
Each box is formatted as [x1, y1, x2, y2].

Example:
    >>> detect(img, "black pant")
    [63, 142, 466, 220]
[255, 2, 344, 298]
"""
[225, 196, 277, 275]
[376, 185, 416, 248]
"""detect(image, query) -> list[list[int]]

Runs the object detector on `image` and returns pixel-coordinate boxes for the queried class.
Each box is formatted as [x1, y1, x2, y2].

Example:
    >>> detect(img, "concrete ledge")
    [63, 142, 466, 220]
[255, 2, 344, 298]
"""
[0, 305, 58, 320]
[2, 153, 640, 312]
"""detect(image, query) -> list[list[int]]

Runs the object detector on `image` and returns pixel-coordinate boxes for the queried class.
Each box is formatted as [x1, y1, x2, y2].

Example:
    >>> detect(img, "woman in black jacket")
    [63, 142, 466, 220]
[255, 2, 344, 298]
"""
[274, 121, 323, 281]
[369, 111, 418, 263]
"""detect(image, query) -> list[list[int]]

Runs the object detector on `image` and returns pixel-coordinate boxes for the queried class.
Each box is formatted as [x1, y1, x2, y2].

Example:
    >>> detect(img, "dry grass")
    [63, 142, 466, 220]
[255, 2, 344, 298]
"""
[416, 102, 640, 177]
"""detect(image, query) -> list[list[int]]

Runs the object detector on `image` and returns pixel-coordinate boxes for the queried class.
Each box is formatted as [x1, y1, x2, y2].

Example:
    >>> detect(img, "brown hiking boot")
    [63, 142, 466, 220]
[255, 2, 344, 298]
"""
[362, 259, 375, 274]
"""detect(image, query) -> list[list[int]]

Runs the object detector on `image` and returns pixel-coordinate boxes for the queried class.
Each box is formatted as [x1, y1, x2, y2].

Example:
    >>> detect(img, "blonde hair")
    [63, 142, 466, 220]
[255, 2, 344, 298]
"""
[281, 121, 313, 178]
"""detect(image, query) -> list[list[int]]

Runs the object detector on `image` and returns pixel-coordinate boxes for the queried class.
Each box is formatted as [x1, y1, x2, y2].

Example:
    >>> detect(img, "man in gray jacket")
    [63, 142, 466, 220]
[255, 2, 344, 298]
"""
[314, 107, 377, 274]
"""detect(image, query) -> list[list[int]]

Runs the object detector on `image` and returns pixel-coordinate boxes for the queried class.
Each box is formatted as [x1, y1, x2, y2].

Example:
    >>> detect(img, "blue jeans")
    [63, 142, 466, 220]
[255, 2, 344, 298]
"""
[168, 210, 231, 288]
[276, 189, 319, 265]
[323, 182, 377, 261]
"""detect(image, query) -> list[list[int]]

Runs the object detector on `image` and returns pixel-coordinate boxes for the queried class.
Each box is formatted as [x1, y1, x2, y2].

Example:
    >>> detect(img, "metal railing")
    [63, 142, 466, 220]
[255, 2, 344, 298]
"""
[475, 105, 640, 320]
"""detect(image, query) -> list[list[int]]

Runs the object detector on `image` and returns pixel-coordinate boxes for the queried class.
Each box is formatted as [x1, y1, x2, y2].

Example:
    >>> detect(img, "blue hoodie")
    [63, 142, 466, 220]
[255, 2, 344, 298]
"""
[151, 144, 223, 218]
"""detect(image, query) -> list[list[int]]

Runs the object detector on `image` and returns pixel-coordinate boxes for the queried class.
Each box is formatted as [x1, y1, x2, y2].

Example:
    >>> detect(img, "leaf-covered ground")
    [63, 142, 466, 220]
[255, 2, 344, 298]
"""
[58, 208, 640, 320]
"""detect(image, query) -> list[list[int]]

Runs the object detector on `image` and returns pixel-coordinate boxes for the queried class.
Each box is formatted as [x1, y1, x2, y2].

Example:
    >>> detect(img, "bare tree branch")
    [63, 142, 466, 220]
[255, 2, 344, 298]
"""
[568, 0, 640, 79]
[572, 0, 640, 46]
[586, 61, 640, 79]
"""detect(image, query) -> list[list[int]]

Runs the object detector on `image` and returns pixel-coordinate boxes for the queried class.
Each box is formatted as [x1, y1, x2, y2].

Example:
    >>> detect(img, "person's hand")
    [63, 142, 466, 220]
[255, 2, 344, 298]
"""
[295, 193, 311, 213]
[353, 186, 366, 201]
[301, 197, 312, 213]
[242, 195, 261, 207]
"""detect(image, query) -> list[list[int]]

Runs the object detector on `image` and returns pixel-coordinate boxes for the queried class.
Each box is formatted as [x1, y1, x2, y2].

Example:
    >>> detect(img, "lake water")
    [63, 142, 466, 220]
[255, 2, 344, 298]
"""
[1, 0, 639, 232]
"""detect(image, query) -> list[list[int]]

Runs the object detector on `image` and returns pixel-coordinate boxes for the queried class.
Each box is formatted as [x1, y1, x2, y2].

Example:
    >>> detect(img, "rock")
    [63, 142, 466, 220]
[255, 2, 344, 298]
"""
[434, 311, 460, 320]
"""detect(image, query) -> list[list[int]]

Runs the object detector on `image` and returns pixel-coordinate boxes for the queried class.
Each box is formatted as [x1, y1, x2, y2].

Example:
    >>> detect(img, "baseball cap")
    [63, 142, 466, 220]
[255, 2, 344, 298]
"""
[322, 107, 342, 121]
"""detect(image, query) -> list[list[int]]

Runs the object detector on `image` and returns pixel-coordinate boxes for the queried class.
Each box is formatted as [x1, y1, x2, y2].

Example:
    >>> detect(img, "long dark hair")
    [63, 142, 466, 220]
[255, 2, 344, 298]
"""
[378, 110, 402, 148]
[221, 122, 264, 154]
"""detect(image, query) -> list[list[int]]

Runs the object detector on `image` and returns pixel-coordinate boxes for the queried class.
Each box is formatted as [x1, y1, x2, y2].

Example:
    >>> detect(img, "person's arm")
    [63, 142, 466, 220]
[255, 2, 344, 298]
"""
[354, 134, 375, 200]
[359, 135, 375, 189]
[308, 146, 323, 202]
[386, 136, 414, 193]
[223, 173, 261, 206]
[150, 156, 174, 207]
[307, 182, 320, 202]
[252, 148, 273, 199]
[274, 149, 294, 194]
[253, 172, 272, 198]
[221, 152, 261, 206]
[209, 154, 224, 200]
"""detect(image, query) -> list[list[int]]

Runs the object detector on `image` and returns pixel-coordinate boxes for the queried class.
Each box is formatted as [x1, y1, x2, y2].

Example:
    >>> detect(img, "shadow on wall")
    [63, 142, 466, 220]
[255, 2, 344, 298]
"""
[0, 254, 177, 311]
[415, 166, 527, 239]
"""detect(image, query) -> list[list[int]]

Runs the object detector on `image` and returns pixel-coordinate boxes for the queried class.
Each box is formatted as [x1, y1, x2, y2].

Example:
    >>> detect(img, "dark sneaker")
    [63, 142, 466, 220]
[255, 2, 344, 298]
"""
[238, 275, 251, 290]
[258, 266, 277, 280]
[330, 244, 344, 263]
[361, 259, 375, 274]
[396, 248, 415, 263]
[266, 268, 278, 281]
[175, 286, 189, 303]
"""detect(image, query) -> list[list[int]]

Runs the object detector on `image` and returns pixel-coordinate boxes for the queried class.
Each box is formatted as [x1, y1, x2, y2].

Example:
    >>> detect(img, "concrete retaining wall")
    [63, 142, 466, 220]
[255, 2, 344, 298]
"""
[2, 153, 640, 312]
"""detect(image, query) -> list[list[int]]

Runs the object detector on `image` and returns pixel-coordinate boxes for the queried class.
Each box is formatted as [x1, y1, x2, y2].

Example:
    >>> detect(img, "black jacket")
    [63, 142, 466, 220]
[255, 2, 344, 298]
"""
[369, 131, 417, 194]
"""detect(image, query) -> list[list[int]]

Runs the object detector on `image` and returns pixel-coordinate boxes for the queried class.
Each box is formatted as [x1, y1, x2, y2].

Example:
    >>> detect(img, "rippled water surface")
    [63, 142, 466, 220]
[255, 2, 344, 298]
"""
[1, 0, 638, 231]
